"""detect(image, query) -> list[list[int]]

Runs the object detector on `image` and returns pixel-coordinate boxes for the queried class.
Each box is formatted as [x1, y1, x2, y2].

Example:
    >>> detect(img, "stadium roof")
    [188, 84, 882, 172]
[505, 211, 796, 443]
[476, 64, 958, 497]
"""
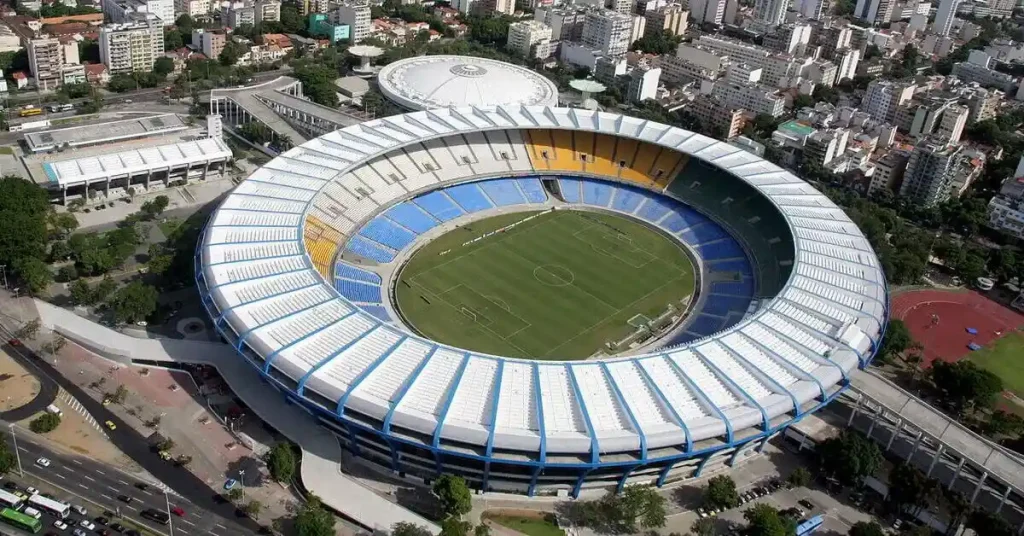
[42, 137, 231, 187]
[376, 56, 560, 111]
[24, 114, 187, 153]
[198, 106, 887, 457]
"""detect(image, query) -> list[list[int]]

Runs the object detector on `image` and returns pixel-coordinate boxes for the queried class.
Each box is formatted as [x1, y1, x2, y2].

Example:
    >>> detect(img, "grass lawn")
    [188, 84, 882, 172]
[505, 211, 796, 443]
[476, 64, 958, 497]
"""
[157, 219, 180, 237]
[395, 209, 695, 359]
[968, 331, 1024, 396]
[0, 146, 15, 155]
[484, 514, 565, 536]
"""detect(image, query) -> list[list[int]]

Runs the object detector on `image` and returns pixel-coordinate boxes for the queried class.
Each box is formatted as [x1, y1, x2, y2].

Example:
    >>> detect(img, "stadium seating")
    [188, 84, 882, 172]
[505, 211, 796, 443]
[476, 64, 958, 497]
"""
[636, 196, 674, 223]
[334, 262, 382, 284]
[697, 239, 746, 261]
[712, 279, 755, 296]
[702, 294, 753, 318]
[446, 183, 494, 213]
[582, 180, 613, 207]
[345, 236, 396, 263]
[708, 259, 754, 279]
[358, 218, 417, 251]
[679, 224, 729, 246]
[360, 305, 393, 323]
[587, 134, 619, 177]
[479, 179, 528, 207]
[517, 178, 548, 203]
[611, 186, 645, 213]
[414, 191, 465, 222]
[304, 215, 344, 278]
[558, 178, 582, 203]
[385, 203, 440, 234]
[335, 279, 383, 303]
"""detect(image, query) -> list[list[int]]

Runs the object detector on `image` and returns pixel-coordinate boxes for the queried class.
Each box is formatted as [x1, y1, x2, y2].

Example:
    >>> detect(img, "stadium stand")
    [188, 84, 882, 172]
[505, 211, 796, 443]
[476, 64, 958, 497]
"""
[413, 191, 465, 222]
[479, 179, 528, 207]
[517, 178, 549, 203]
[385, 203, 440, 234]
[446, 183, 494, 213]
[304, 215, 344, 277]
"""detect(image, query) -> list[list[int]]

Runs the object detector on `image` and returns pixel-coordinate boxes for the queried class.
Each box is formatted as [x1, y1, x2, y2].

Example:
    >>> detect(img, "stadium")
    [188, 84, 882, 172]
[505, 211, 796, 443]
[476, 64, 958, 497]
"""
[195, 105, 888, 497]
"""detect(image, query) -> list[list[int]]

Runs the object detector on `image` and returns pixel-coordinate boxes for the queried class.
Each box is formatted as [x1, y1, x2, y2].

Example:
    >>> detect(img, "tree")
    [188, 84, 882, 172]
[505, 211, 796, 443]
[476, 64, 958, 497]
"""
[294, 494, 336, 536]
[879, 319, 913, 361]
[743, 504, 796, 536]
[111, 384, 129, 404]
[51, 212, 78, 238]
[107, 282, 159, 324]
[13, 319, 40, 340]
[164, 28, 184, 51]
[220, 41, 244, 66]
[41, 334, 66, 356]
[787, 467, 811, 488]
[849, 521, 886, 536]
[440, 517, 471, 536]
[703, 475, 739, 510]
[887, 462, 940, 516]
[473, 524, 490, 536]
[0, 442, 15, 474]
[984, 410, 1024, 437]
[156, 437, 176, 451]
[432, 474, 472, 518]
[175, 454, 192, 466]
[30, 413, 61, 433]
[967, 510, 1012, 536]
[265, 442, 296, 482]
[690, 517, 716, 536]
[815, 430, 882, 486]
[94, 277, 116, 300]
[153, 56, 175, 76]
[16, 257, 52, 295]
[0, 176, 52, 270]
[243, 500, 262, 518]
[141, 195, 170, 217]
[56, 265, 78, 283]
[226, 488, 243, 502]
[940, 488, 972, 533]
[793, 94, 814, 109]
[392, 523, 434, 536]
[930, 360, 1003, 416]
[616, 484, 666, 530]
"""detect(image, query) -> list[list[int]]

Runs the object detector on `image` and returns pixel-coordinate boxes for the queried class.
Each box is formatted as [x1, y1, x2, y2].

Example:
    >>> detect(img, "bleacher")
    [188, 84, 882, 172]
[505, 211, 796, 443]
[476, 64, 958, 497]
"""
[358, 218, 417, 251]
[336, 279, 383, 303]
[413, 191, 465, 222]
[384, 203, 440, 234]
[479, 179, 527, 207]
[446, 183, 494, 213]
[517, 178, 548, 203]
[345, 236, 396, 263]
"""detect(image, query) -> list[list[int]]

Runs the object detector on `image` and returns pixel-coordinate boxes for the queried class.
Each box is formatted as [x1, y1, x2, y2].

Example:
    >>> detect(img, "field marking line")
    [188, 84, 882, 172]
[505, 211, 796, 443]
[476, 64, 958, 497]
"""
[504, 243, 620, 314]
[558, 211, 688, 276]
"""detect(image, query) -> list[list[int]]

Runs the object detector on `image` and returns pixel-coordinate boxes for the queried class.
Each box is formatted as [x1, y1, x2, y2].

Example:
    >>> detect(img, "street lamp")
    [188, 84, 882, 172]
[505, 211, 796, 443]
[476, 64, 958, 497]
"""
[8, 424, 22, 476]
[238, 469, 245, 504]
[164, 490, 174, 536]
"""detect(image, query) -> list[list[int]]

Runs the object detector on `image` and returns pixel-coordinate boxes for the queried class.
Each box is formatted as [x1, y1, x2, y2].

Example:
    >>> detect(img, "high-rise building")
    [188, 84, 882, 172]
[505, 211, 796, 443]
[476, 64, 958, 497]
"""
[335, 0, 370, 43]
[607, 0, 632, 13]
[853, 0, 895, 24]
[534, 6, 587, 41]
[255, 0, 281, 22]
[627, 63, 661, 102]
[936, 104, 968, 145]
[176, 0, 210, 18]
[753, 0, 789, 26]
[799, 0, 825, 19]
[581, 10, 633, 57]
[964, 86, 1002, 124]
[103, 0, 174, 25]
[507, 20, 553, 58]
[835, 47, 860, 82]
[193, 29, 225, 59]
[861, 79, 915, 123]
[300, 0, 329, 14]
[688, 0, 726, 24]
[899, 139, 963, 205]
[643, 4, 687, 37]
[934, 0, 959, 36]
[478, 0, 515, 15]
[99, 18, 163, 74]
[28, 37, 70, 90]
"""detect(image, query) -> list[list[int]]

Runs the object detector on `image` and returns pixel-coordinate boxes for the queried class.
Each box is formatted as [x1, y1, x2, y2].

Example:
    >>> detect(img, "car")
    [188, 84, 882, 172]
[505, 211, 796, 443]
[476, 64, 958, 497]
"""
[223, 479, 237, 490]
[108, 523, 124, 533]
[696, 507, 708, 518]
[26, 486, 39, 495]
[73, 529, 87, 536]
[117, 495, 133, 504]
[23, 507, 42, 519]
[79, 520, 96, 531]
[104, 420, 116, 430]
[72, 505, 87, 516]
[892, 519, 904, 530]
[3, 481, 16, 491]
[36, 457, 51, 467]
[94, 517, 108, 525]
[798, 499, 815, 511]
[171, 506, 185, 517]
[98, 530, 111, 536]
[133, 483, 148, 491]
[8, 338, 21, 346]
[123, 99, 132, 104]
[53, 520, 68, 530]
[13, 491, 27, 500]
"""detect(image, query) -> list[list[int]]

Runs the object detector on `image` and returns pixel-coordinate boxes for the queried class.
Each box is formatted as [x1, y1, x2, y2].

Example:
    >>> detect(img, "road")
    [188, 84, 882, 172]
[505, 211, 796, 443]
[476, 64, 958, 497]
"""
[0, 341, 58, 422]
[0, 428, 251, 536]
[0, 324, 264, 535]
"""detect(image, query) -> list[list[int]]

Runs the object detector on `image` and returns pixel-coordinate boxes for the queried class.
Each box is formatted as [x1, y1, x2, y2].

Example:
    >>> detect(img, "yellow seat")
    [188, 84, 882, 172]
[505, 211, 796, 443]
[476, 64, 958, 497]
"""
[303, 215, 343, 279]
[524, 130, 555, 170]
[650, 148, 685, 186]
[548, 130, 582, 173]
[589, 134, 619, 177]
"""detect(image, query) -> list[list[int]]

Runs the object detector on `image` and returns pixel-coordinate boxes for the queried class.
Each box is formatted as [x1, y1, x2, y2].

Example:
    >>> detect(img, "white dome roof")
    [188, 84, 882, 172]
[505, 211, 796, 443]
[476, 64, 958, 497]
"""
[376, 55, 559, 110]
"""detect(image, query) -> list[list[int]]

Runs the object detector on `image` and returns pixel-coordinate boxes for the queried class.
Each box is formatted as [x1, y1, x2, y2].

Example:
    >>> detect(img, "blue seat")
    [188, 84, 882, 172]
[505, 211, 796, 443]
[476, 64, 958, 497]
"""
[385, 203, 439, 234]
[358, 218, 416, 251]
[359, 305, 392, 323]
[702, 295, 752, 317]
[518, 178, 548, 203]
[582, 181, 612, 207]
[446, 183, 493, 213]
[335, 263, 381, 284]
[659, 212, 693, 233]
[611, 187, 644, 213]
[698, 239, 745, 261]
[479, 179, 527, 207]
[336, 280, 383, 303]
[637, 196, 674, 223]
[559, 178, 582, 202]
[687, 314, 725, 338]
[707, 259, 753, 277]
[345, 236, 395, 263]
[680, 224, 729, 246]
[414, 191, 465, 222]
[711, 279, 755, 296]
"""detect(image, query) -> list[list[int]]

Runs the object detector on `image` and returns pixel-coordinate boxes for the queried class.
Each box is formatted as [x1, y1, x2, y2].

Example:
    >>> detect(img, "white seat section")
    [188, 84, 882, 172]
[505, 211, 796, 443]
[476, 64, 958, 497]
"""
[604, 361, 677, 433]
[537, 365, 587, 435]
[220, 271, 319, 308]
[719, 333, 798, 388]
[275, 314, 379, 383]
[319, 132, 377, 159]
[790, 217, 860, 235]
[258, 300, 354, 349]
[776, 302, 837, 335]
[794, 228, 864, 250]
[233, 181, 316, 203]
[493, 362, 538, 434]
[801, 242, 874, 265]
[695, 341, 773, 401]
[231, 286, 334, 327]
[791, 278, 866, 311]
[395, 347, 466, 422]
[205, 242, 302, 265]
[351, 165, 391, 193]
[666, 350, 739, 410]
[289, 149, 354, 171]
[369, 179, 409, 206]
[637, 356, 708, 422]
[212, 210, 302, 228]
[206, 255, 306, 287]
[445, 135, 478, 164]
[206, 227, 299, 245]
[739, 323, 821, 374]
[799, 252, 870, 280]
[250, 168, 326, 192]
[308, 205, 356, 235]
[350, 338, 435, 410]
[305, 327, 404, 401]
[219, 196, 306, 214]
[483, 130, 528, 169]
[360, 120, 421, 144]
[267, 156, 341, 181]
[571, 365, 630, 434]
[796, 264, 866, 295]
[770, 195, 830, 207]
[332, 130, 387, 155]
[386, 148, 435, 190]
[302, 137, 365, 163]
[367, 155, 408, 184]
[784, 206, 846, 220]
[760, 312, 832, 355]
[423, 139, 473, 182]
[345, 196, 383, 225]
[443, 357, 500, 431]
[319, 180, 361, 209]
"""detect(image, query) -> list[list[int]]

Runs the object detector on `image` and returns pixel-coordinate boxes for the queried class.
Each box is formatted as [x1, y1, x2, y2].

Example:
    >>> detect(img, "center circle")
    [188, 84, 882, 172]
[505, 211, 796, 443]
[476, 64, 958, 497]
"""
[449, 64, 488, 77]
[533, 264, 574, 287]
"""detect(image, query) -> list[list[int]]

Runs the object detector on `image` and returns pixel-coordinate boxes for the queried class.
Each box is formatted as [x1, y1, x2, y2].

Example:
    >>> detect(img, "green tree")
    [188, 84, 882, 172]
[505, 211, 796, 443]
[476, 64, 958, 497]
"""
[94, 277, 116, 300]
[0, 176, 50, 270]
[153, 56, 175, 76]
[432, 474, 472, 518]
[29, 413, 61, 433]
[967, 510, 1012, 536]
[887, 462, 940, 516]
[392, 522, 435, 536]
[16, 257, 52, 294]
[787, 467, 811, 488]
[164, 28, 184, 51]
[879, 319, 913, 361]
[473, 524, 490, 536]
[930, 360, 1003, 416]
[294, 494, 336, 536]
[13, 319, 40, 340]
[690, 517, 716, 536]
[220, 41, 244, 66]
[793, 94, 814, 109]
[630, 30, 682, 54]
[615, 484, 666, 530]
[703, 475, 739, 510]
[440, 517, 471, 536]
[51, 212, 79, 238]
[816, 430, 882, 486]
[743, 504, 796, 536]
[243, 500, 262, 517]
[849, 521, 886, 536]
[265, 442, 296, 482]
[107, 282, 158, 324]
[226, 488, 243, 502]
[984, 410, 1024, 437]
[0, 442, 16, 474]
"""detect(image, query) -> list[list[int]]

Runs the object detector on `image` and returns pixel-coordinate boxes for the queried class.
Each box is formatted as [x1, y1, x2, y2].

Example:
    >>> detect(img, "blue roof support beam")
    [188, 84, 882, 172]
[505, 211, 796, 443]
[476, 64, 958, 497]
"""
[717, 339, 800, 417]
[263, 309, 359, 375]
[663, 353, 733, 444]
[431, 353, 472, 449]
[634, 358, 692, 453]
[533, 364, 547, 464]
[296, 324, 380, 396]
[566, 364, 600, 465]
[383, 346, 439, 434]
[336, 335, 408, 417]
[738, 331, 826, 401]
[599, 363, 647, 461]
[755, 319, 846, 382]
[692, 346, 769, 433]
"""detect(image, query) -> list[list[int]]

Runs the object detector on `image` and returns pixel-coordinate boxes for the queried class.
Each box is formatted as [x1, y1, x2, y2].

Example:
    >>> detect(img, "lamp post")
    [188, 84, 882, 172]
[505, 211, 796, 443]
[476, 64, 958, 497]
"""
[238, 469, 245, 504]
[8, 424, 22, 476]
[164, 490, 174, 536]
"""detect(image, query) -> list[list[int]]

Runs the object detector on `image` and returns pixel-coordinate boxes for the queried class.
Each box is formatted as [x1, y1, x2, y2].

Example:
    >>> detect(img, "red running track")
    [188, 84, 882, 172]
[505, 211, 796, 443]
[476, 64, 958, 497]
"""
[891, 290, 1024, 366]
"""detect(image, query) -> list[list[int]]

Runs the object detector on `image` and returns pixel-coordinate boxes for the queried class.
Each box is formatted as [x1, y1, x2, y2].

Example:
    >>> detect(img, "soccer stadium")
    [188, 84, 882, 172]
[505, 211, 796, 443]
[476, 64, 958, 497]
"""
[195, 105, 888, 496]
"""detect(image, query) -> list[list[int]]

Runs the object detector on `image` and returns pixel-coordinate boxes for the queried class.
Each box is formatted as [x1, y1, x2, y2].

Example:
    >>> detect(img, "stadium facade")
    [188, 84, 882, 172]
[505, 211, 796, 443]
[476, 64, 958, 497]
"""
[195, 106, 888, 496]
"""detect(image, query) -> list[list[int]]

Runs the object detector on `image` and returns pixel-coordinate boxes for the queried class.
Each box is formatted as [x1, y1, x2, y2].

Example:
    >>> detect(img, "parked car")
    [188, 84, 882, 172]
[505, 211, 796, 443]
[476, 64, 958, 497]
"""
[223, 479, 237, 490]
[72, 505, 87, 516]
[798, 499, 815, 511]
[171, 506, 185, 517]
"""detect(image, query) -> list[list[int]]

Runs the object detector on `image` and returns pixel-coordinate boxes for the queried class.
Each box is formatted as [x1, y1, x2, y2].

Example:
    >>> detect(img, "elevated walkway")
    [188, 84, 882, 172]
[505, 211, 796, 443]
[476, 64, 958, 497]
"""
[33, 300, 439, 535]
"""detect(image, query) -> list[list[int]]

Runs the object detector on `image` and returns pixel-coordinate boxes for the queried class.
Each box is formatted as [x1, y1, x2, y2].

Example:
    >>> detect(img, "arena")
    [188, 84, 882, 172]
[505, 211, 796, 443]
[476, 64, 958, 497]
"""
[195, 106, 888, 496]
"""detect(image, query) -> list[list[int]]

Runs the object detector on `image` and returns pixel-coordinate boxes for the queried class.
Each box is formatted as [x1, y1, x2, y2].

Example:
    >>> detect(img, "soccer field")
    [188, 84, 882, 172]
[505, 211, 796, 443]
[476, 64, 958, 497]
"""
[394, 209, 696, 359]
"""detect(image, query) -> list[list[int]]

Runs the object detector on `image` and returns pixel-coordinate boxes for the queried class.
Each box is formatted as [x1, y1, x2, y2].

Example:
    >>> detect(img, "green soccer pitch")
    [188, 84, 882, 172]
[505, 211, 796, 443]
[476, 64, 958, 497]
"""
[393, 209, 697, 360]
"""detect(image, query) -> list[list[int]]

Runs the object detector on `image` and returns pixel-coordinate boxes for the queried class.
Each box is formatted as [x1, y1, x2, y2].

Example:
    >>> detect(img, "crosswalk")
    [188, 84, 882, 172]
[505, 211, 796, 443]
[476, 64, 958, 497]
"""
[58, 389, 106, 435]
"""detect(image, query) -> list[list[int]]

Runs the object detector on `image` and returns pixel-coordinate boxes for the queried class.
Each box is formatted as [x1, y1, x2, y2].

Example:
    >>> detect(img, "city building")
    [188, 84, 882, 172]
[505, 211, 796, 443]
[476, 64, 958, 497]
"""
[854, 0, 896, 25]
[754, 0, 789, 26]
[594, 55, 628, 84]
[689, 94, 745, 138]
[688, 0, 726, 24]
[715, 78, 786, 117]
[934, 0, 958, 36]
[868, 148, 910, 194]
[300, 0, 329, 15]
[936, 104, 968, 145]
[805, 60, 838, 87]
[643, 4, 687, 37]
[193, 29, 225, 60]
[581, 10, 633, 57]
[951, 52, 1019, 92]
[608, 0, 632, 13]
[176, 0, 210, 17]
[534, 6, 587, 42]
[627, 63, 661, 102]
[507, 20, 553, 59]
[834, 48, 860, 82]
[988, 159, 1024, 238]
[255, 0, 282, 22]
[28, 37, 78, 90]
[762, 23, 811, 55]
[804, 129, 850, 167]
[99, 18, 163, 74]
[0, 24, 23, 53]
[861, 79, 915, 123]
[308, 12, 350, 43]
[335, 0, 370, 43]
[103, 0, 174, 25]
[899, 139, 964, 206]
[964, 86, 1001, 124]
[476, 0, 515, 15]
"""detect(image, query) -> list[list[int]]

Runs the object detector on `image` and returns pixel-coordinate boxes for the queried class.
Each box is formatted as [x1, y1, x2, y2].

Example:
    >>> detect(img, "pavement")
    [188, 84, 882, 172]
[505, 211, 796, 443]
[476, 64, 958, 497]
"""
[0, 341, 58, 422]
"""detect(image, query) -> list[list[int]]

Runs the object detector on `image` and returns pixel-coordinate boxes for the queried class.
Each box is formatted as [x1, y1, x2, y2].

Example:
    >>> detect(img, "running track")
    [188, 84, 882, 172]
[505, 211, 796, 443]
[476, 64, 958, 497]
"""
[891, 290, 1024, 365]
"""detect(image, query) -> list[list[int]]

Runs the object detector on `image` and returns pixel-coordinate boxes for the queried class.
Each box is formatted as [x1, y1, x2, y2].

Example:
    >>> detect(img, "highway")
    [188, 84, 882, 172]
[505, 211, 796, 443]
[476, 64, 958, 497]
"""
[0, 428, 251, 536]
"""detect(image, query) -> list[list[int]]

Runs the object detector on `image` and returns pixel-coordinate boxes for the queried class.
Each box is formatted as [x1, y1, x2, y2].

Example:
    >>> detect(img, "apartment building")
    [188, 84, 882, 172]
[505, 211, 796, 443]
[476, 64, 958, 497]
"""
[627, 63, 661, 102]
[643, 4, 687, 37]
[534, 6, 587, 42]
[28, 37, 78, 90]
[193, 28, 225, 59]
[581, 10, 632, 57]
[936, 104, 968, 145]
[868, 148, 910, 195]
[103, 0, 174, 25]
[176, 0, 210, 17]
[507, 20, 552, 59]
[335, 0, 371, 43]
[952, 60, 1018, 92]
[99, 19, 163, 74]
[899, 139, 964, 206]
[861, 79, 915, 123]
[688, 0, 726, 25]
[714, 78, 786, 117]
[689, 94, 745, 138]
[753, 0, 789, 26]
[964, 86, 1002, 124]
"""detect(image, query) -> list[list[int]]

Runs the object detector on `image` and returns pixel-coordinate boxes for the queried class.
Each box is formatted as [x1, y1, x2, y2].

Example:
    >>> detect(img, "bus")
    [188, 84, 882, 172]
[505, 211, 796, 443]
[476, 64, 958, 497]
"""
[18, 108, 42, 117]
[0, 507, 42, 533]
[796, 515, 823, 536]
[26, 494, 70, 519]
[0, 489, 24, 510]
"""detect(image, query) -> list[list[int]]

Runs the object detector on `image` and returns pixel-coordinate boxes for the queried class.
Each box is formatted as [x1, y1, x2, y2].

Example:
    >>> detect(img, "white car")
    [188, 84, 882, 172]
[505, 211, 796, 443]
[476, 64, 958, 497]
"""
[35, 457, 51, 468]
[79, 520, 95, 530]
[53, 520, 68, 530]
[25, 486, 39, 495]
[71, 505, 87, 516]
[22, 507, 41, 519]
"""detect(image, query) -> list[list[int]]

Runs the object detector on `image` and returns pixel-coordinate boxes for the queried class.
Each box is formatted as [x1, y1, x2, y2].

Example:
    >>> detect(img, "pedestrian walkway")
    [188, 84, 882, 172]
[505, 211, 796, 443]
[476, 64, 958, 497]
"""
[34, 300, 439, 535]
[57, 388, 105, 435]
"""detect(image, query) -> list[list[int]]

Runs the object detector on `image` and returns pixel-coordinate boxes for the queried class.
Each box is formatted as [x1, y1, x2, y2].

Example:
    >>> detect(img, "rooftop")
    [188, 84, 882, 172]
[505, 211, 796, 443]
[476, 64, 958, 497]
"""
[24, 114, 187, 153]
[40, 137, 231, 187]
